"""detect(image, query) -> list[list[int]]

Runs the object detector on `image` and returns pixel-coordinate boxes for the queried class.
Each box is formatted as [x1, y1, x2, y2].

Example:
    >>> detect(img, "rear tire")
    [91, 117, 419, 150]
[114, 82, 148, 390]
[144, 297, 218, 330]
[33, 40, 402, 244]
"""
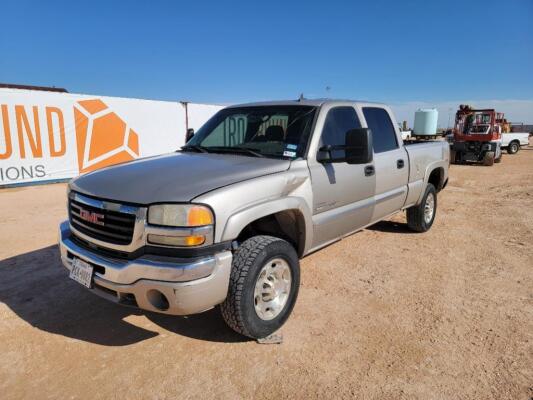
[220, 235, 300, 339]
[483, 151, 495, 166]
[507, 141, 519, 154]
[407, 184, 437, 233]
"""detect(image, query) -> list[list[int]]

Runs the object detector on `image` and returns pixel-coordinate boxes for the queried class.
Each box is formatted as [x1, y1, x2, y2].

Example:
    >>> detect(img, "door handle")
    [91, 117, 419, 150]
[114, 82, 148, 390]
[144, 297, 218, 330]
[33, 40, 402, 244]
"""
[364, 165, 375, 176]
[397, 159, 405, 169]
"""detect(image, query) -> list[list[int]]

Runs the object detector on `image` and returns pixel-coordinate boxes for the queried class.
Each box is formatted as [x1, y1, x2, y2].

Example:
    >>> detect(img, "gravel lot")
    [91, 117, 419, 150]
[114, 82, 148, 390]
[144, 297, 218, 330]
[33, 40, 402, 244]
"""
[1, 143, 532, 400]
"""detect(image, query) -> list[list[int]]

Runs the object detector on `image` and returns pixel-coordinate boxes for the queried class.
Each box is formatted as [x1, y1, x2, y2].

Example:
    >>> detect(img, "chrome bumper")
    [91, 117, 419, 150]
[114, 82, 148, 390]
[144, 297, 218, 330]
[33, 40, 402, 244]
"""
[58, 221, 232, 315]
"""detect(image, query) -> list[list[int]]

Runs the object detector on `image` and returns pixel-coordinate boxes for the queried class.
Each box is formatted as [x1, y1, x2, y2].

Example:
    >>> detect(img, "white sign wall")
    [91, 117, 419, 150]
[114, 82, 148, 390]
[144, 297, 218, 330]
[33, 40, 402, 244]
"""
[0, 88, 223, 186]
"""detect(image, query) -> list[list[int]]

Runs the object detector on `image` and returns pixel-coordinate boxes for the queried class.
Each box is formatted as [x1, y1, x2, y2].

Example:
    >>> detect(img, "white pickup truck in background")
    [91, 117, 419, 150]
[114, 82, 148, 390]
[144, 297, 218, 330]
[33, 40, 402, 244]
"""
[501, 132, 530, 154]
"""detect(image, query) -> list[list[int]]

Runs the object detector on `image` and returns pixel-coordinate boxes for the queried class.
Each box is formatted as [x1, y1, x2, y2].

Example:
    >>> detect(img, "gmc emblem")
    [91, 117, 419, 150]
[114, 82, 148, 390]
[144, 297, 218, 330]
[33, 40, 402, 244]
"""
[79, 209, 105, 226]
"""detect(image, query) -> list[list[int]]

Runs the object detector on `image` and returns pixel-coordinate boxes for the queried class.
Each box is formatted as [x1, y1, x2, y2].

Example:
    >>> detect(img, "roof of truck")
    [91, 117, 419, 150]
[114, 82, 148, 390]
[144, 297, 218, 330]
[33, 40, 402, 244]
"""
[227, 99, 386, 108]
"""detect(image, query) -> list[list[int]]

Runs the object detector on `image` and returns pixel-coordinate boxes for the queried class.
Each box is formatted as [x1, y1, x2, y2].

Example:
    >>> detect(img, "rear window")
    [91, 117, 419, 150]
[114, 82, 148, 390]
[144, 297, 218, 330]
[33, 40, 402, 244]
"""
[362, 107, 398, 153]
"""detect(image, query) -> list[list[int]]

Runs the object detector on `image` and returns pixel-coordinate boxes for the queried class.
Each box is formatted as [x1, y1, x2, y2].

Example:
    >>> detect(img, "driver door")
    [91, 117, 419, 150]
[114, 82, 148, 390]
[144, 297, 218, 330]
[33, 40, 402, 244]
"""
[309, 106, 376, 248]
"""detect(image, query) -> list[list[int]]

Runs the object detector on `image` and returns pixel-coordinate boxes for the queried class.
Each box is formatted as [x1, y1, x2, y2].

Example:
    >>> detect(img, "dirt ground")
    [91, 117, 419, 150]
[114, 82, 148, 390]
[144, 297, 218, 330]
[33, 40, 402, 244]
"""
[1, 144, 532, 400]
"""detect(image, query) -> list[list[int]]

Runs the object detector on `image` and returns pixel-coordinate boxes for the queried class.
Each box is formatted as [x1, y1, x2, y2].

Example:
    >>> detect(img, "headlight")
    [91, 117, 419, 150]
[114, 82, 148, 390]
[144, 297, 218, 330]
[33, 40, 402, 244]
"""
[148, 204, 213, 227]
[147, 204, 214, 247]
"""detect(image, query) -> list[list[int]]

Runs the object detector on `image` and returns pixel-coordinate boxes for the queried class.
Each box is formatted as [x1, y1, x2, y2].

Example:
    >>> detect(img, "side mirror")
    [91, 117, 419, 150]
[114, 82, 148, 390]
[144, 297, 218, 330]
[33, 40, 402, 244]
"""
[316, 128, 373, 164]
[345, 128, 373, 164]
[185, 128, 195, 142]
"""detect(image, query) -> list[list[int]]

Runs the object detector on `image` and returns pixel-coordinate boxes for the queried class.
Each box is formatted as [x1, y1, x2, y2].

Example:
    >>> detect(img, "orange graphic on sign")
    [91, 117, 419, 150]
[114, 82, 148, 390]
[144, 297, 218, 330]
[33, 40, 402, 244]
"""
[73, 99, 139, 173]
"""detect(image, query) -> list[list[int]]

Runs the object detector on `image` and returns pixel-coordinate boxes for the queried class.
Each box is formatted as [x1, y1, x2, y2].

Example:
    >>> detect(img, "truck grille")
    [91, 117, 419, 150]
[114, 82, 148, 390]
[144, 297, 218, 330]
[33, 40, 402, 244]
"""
[69, 197, 136, 245]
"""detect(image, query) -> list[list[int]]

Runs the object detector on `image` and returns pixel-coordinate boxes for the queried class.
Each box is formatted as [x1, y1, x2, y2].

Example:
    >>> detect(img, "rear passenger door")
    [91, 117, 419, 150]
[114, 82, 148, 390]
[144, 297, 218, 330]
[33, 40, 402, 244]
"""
[361, 106, 409, 222]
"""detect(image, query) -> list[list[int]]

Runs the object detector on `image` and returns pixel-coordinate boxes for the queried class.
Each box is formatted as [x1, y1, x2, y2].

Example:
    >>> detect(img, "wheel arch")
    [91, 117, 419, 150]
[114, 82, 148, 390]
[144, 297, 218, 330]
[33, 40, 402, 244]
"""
[416, 162, 447, 205]
[221, 197, 313, 257]
[428, 167, 445, 192]
[510, 139, 520, 149]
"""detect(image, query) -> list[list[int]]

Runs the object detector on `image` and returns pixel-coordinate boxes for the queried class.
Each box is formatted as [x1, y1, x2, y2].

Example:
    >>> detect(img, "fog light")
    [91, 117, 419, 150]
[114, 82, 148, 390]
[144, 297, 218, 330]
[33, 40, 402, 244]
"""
[147, 234, 206, 247]
[146, 289, 169, 311]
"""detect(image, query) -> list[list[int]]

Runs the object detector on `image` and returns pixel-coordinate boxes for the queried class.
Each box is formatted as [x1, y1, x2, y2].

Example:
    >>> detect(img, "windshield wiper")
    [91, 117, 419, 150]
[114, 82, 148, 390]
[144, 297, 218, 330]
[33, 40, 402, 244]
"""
[180, 145, 209, 153]
[232, 146, 265, 158]
[206, 146, 265, 158]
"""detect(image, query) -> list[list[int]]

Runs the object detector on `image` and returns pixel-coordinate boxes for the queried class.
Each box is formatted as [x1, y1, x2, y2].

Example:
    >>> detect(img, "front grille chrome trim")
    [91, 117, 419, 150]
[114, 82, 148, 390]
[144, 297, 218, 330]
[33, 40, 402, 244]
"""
[71, 192, 138, 215]
[71, 209, 133, 233]
[68, 192, 147, 253]
[70, 217, 133, 241]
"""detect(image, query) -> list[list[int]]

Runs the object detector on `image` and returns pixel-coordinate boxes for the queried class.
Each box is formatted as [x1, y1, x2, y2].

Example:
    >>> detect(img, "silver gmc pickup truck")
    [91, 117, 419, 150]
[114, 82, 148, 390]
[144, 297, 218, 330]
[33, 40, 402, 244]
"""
[58, 99, 449, 339]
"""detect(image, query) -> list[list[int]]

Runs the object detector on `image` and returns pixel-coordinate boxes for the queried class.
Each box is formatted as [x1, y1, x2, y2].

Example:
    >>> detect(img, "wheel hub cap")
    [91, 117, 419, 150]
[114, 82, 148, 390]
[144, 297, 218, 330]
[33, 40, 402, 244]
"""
[424, 193, 435, 224]
[254, 258, 292, 320]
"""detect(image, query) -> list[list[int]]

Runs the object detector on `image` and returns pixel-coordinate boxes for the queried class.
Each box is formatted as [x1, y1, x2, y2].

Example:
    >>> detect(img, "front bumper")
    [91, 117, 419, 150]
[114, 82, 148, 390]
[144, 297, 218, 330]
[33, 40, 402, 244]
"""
[58, 221, 232, 315]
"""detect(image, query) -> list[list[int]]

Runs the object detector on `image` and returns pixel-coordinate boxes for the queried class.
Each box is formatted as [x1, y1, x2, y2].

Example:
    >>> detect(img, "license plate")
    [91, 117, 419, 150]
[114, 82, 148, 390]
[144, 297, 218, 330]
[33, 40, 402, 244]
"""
[69, 257, 94, 288]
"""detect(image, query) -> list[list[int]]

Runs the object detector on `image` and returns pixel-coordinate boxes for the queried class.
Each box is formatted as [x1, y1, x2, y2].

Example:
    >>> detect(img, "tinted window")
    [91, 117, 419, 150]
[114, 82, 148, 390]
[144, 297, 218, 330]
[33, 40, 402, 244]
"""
[188, 106, 317, 158]
[362, 107, 398, 153]
[321, 107, 361, 159]
[201, 114, 247, 146]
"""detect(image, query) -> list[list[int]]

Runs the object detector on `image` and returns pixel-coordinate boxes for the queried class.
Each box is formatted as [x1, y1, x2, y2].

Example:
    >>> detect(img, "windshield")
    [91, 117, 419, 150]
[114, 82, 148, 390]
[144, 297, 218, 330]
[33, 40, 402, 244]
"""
[185, 105, 317, 159]
[469, 124, 490, 134]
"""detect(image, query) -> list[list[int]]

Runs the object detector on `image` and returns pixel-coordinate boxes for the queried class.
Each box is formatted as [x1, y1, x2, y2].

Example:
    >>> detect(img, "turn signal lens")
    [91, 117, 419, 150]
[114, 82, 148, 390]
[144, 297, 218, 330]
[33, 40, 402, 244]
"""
[184, 235, 206, 246]
[147, 234, 206, 247]
[188, 206, 214, 226]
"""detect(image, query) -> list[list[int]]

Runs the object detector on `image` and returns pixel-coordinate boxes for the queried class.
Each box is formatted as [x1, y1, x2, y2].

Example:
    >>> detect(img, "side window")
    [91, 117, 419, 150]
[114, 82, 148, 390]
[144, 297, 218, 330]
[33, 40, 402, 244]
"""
[362, 107, 398, 153]
[321, 107, 361, 158]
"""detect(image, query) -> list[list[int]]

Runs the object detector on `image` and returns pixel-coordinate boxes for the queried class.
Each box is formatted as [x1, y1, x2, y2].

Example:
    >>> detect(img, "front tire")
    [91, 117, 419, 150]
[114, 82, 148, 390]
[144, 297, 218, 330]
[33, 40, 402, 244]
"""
[220, 235, 300, 339]
[407, 184, 437, 232]
[483, 151, 495, 166]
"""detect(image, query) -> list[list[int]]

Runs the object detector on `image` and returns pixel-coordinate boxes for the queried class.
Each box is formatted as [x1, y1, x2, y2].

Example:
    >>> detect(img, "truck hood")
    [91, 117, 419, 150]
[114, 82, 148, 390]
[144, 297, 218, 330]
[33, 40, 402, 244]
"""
[70, 152, 291, 204]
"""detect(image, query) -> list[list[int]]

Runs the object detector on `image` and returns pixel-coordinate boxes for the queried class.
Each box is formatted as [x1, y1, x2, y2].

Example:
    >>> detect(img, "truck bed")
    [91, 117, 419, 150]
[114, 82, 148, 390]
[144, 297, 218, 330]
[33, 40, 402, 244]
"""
[404, 140, 449, 184]
[502, 132, 530, 147]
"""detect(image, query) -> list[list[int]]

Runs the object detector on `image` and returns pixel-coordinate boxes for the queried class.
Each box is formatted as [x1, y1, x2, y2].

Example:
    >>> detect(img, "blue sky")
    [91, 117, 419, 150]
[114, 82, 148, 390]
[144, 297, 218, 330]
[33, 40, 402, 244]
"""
[1, 0, 532, 123]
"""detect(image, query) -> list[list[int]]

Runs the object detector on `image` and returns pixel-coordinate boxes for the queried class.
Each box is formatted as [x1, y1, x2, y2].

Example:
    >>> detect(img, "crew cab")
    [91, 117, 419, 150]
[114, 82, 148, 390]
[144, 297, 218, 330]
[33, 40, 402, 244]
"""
[58, 99, 449, 339]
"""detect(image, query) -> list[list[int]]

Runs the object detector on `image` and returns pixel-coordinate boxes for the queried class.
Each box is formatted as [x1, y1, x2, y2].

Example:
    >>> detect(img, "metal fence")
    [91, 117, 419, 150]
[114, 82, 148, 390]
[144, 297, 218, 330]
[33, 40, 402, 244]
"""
[511, 124, 533, 133]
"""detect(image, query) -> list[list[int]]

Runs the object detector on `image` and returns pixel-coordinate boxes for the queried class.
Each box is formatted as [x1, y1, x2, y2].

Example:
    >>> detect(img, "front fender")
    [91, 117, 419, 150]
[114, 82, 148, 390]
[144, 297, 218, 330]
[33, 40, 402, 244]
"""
[221, 196, 314, 255]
